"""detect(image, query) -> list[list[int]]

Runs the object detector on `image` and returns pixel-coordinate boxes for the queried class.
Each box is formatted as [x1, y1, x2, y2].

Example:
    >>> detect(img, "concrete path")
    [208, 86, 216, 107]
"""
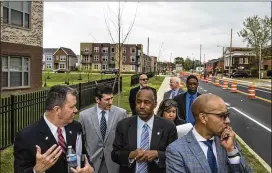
[154, 76, 171, 113]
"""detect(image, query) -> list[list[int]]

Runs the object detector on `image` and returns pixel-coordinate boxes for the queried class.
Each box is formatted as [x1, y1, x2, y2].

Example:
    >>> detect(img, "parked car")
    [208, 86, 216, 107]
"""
[54, 69, 70, 73]
[230, 71, 251, 78]
[101, 68, 118, 75]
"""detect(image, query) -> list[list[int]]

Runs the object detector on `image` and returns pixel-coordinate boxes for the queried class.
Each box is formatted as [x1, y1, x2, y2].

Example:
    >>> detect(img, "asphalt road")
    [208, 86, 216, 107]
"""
[181, 77, 272, 166]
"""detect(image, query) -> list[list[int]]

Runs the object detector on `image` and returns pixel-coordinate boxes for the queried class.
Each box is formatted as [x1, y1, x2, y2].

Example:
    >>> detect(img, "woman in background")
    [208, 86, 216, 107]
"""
[157, 99, 185, 126]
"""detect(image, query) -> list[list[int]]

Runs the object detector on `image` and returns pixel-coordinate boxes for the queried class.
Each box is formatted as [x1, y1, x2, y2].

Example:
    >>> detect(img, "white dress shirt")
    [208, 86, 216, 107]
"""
[137, 115, 154, 148]
[97, 105, 109, 126]
[192, 127, 240, 165]
[44, 114, 67, 143]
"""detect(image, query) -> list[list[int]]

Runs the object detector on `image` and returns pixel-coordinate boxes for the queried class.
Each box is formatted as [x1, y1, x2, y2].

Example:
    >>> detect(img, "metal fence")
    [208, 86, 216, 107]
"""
[0, 77, 122, 150]
[130, 72, 155, 86]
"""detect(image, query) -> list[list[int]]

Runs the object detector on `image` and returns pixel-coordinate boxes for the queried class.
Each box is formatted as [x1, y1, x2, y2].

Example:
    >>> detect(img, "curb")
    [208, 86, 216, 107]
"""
[235, 134, 272, 173]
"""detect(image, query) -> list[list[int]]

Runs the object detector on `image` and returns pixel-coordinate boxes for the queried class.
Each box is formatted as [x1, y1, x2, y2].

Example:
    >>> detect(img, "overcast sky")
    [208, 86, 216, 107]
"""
[43, 2, 271, 62]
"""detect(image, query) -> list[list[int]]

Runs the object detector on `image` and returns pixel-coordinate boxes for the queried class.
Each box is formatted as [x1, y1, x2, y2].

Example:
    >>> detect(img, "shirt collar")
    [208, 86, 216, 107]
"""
[186, 92, 198, 98]
[192, 127, 214, 142]
[44, 113, 64, 135]
[97, 104, 109, 115]
[137, 114, 154, 130]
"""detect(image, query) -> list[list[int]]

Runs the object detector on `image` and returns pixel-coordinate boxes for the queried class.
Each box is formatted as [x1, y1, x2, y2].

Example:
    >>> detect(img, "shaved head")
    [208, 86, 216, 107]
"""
[191, 94, 226, 119]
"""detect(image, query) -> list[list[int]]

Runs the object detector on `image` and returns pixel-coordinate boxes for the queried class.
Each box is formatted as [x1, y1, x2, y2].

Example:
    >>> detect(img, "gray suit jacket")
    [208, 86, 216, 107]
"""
[166, 130, 253, 173]
[163, 89, 184, 100]
[79, 105, 127, 173]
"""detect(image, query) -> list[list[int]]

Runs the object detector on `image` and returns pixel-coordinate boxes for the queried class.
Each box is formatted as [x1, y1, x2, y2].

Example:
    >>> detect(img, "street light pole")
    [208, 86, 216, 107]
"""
[229, 28, 233, 78]
[259, 44, 262, 79]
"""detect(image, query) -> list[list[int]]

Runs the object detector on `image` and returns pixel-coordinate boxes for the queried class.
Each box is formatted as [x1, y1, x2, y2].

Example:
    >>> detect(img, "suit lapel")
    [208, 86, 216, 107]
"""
[167, 90, 171, 99]
[104, 108, 116, 141]
[90, 106, 104, 142]
[65, 123, 77, 147]
[38, 117, 58, 148]
[128, 116, 137, 149]
[182, 94, 187, 118]
[214, 137, 226, 172]
[186, 131, 211, 173]
[150, 116, 163, 149]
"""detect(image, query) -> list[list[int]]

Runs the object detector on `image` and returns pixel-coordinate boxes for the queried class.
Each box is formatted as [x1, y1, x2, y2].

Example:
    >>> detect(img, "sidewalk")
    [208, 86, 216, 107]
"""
[154, 76, 171, 113]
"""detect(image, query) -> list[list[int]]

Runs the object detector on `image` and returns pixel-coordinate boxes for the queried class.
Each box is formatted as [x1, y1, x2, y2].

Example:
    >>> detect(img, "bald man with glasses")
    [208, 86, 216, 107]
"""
[166, 94, 253, 173]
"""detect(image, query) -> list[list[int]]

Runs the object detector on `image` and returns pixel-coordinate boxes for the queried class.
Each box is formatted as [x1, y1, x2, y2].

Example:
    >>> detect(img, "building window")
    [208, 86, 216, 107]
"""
[123, 47, 126, 53]
[130, 65, 135, 71]
[244, 58, 248, 64]
[2, 56, 30, 88]
[111, 47, 115, 53]
[102, 64, 108, 70]
[84, 56, 89, 62]
[111, 56, 115, 61]
[102, 56, 108, 62]
[46, 63, 52, 69]
[46, 55, 52, 61]
[84, 48, 89, 53]
[131, 56, 136, 62]
[60, 55, 66, 61]
[3, 1, 31, 28]
[102, 47, 108, 53]
[94, 47, 99, 53]
[122, 65, 126, 71]
[239, 58, 243, 64]
[94, 64, 99, 69]
[94, 55, 99, 61]
[84, 65, 89, 70]
[59, 63, 66, 69]
[131, 48, 136, 53]
[123, 56, 126, 62]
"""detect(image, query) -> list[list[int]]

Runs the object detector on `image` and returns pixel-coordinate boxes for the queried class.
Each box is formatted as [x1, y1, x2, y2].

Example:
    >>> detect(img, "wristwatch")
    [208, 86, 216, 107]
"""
[227, 147, 241, 158]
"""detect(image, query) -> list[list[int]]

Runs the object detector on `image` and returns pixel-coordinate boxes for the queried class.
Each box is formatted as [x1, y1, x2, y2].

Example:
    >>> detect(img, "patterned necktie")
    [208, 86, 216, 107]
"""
[171, 90, 176, 99]
[187, 95, 195, 125]
[57, 127, 67, 154]
[202, 140, 218, 173]
[100, 110, 107, 140]
[136, 124, 149, 173]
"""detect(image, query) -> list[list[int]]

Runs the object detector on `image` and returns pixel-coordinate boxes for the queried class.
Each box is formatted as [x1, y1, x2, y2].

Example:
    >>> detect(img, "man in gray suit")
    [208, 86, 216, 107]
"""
[166, 94, 253, 173]
[79, 85, 127, 173]
[163, 77, 184, 100]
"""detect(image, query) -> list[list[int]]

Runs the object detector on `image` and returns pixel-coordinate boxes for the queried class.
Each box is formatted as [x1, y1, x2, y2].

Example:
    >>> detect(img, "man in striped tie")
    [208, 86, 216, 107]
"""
[112, 86, 178, 173]
[14, 85, 94, 173]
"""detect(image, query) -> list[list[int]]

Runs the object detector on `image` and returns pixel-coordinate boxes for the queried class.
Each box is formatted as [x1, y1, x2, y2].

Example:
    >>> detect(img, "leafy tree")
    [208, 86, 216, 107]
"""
[174, 57, 184, 66]
[183, 57, 193, 71]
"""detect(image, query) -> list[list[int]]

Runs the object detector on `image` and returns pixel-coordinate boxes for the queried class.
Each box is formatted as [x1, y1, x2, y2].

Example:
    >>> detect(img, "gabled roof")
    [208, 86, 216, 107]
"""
[43, 48, 58, 54]
[53, 47, 77, 56]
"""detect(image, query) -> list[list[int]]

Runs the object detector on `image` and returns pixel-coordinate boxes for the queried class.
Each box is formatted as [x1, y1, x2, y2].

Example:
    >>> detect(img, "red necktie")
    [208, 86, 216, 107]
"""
[57, 127, 67, 154]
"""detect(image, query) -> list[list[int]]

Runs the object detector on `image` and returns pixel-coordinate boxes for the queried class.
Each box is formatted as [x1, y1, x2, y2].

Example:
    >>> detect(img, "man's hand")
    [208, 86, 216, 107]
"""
[33, 144, 62, 173]
[129, 149, 145, 160]
[220, 126, 235, 152]
[70, 155, 94, 173]
[137, 150, 158, 162]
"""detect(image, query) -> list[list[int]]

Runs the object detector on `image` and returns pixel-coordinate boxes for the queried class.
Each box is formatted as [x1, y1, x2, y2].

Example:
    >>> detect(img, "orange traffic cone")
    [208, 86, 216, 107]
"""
[214, 78, 220, 87]
[248, 83, 256, 99]
[231, 80, 237, 93]
[208, 76, 212, 84]
[222, 80, 228, 89]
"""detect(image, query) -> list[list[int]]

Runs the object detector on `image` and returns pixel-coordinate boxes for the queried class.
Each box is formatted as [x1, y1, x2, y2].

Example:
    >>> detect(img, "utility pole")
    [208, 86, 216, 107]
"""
[259, 44, 262, 79]
[229, 28, 233, 78]
[200, 44, 202, 66]
[117, 1, 121, 106]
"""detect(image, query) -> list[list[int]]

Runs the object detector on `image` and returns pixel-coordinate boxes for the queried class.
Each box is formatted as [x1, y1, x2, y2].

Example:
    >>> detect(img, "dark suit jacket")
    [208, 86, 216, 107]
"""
[14, 117, 93, 173]
[163, 89, 184, 100]
[111, 115, 178, 173]
[129, 86, 157, 115]
[173, 92, 201, 121]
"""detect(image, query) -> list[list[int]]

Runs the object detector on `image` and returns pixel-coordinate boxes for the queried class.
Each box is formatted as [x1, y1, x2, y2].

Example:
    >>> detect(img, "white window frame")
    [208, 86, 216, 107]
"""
[131, 56, 136, 62]
[122, 65, 126, 71]
[2, 56, 30, 88]
[84, 56, 89, 62]
[123, 48, 126, 53]
[84, 48, 89, 53]
[46, 55, 52, 61]
[244, 58, 248, 64]
[60, 55, 66, 61]
[131, 48, 136, 53]
[130, 65, 135, 71]
[94, 47, 99, 53]
[59, 63, 66, 69]
[46, 63, 52, 69]
[123, 56, 126, 62]
[111, 56, 115, 61]
[111, 47, 115, 53]
[102, 64, 108, 70]
[239, 58, 243, 64]
[94, 55, 99, 61]
[102, 56, 108, 62]
[102, 47, 108, 53]
[94, 64, 99, 69]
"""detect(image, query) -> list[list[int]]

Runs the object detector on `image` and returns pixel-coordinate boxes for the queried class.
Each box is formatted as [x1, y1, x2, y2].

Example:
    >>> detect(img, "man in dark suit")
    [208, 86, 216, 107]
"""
[112, 86, 177, 173]
[163, 77, 184, 100]
[166, 94, 253, 173]
[173, 75, 201, 125]
[129, 73, 157, 115]
[14, 85, 94, 173]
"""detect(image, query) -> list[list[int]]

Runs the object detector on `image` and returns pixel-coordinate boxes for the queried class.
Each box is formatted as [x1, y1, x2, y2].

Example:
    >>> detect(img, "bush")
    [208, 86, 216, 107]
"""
[267, 70, 272, 76]
[250, 68, 258, 75]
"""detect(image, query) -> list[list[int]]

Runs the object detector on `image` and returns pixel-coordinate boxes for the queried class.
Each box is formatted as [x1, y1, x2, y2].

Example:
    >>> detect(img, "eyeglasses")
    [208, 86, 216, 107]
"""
[140, 78, 148, 81]
[202, 110, 230, 120]
[164, 99, 178, 107]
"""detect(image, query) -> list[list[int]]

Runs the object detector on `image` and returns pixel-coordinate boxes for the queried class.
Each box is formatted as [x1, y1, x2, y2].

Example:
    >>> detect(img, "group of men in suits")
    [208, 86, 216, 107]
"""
[14, 73, 253, 173]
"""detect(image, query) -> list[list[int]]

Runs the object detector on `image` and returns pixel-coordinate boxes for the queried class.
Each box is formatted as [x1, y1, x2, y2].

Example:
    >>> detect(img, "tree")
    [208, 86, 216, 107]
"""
[183, 57, 193, 71]
[238, 15, 272, 74]
[194, 60, 201, 67]
[174, 57, 184, 65]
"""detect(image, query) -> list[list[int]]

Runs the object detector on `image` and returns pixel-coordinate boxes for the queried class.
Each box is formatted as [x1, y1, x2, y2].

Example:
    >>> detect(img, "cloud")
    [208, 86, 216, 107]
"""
[43, 2, 271, 62]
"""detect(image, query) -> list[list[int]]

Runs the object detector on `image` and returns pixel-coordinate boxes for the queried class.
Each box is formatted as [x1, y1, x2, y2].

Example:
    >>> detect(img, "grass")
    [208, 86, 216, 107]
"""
[0, 75, 165, 173]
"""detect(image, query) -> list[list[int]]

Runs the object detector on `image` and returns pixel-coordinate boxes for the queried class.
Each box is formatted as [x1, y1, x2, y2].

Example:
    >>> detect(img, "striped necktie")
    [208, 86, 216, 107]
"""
[57, 127, 67, 154]
[136, 124, 149, 173]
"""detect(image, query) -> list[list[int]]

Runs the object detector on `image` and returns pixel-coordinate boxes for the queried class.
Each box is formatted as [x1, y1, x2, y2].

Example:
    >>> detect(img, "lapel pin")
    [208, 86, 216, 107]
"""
[157, 132, 160, 135]
[69, 131, 72, 134]
[45, 136, 48, 140]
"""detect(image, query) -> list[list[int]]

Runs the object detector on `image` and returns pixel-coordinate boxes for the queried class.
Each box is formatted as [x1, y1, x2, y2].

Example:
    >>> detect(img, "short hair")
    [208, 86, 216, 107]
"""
[139, 73, 148, 78]
[95, 84, 113, 100]
[137, 86, 157, 104]
[171, 77, 181, 84]
[186, 75, 198, 84]
[157, 99, 179, 118]
[45, 85, 78, 111]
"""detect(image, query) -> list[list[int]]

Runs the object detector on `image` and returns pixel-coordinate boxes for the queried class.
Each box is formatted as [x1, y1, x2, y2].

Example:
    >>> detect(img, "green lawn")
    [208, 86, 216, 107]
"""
[0, 75, 165, 173]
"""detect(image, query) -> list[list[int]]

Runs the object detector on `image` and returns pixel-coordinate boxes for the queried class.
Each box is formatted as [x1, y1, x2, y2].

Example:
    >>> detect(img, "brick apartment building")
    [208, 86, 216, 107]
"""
[79, 42, 157, 73]
[1, 1, 43, 92]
